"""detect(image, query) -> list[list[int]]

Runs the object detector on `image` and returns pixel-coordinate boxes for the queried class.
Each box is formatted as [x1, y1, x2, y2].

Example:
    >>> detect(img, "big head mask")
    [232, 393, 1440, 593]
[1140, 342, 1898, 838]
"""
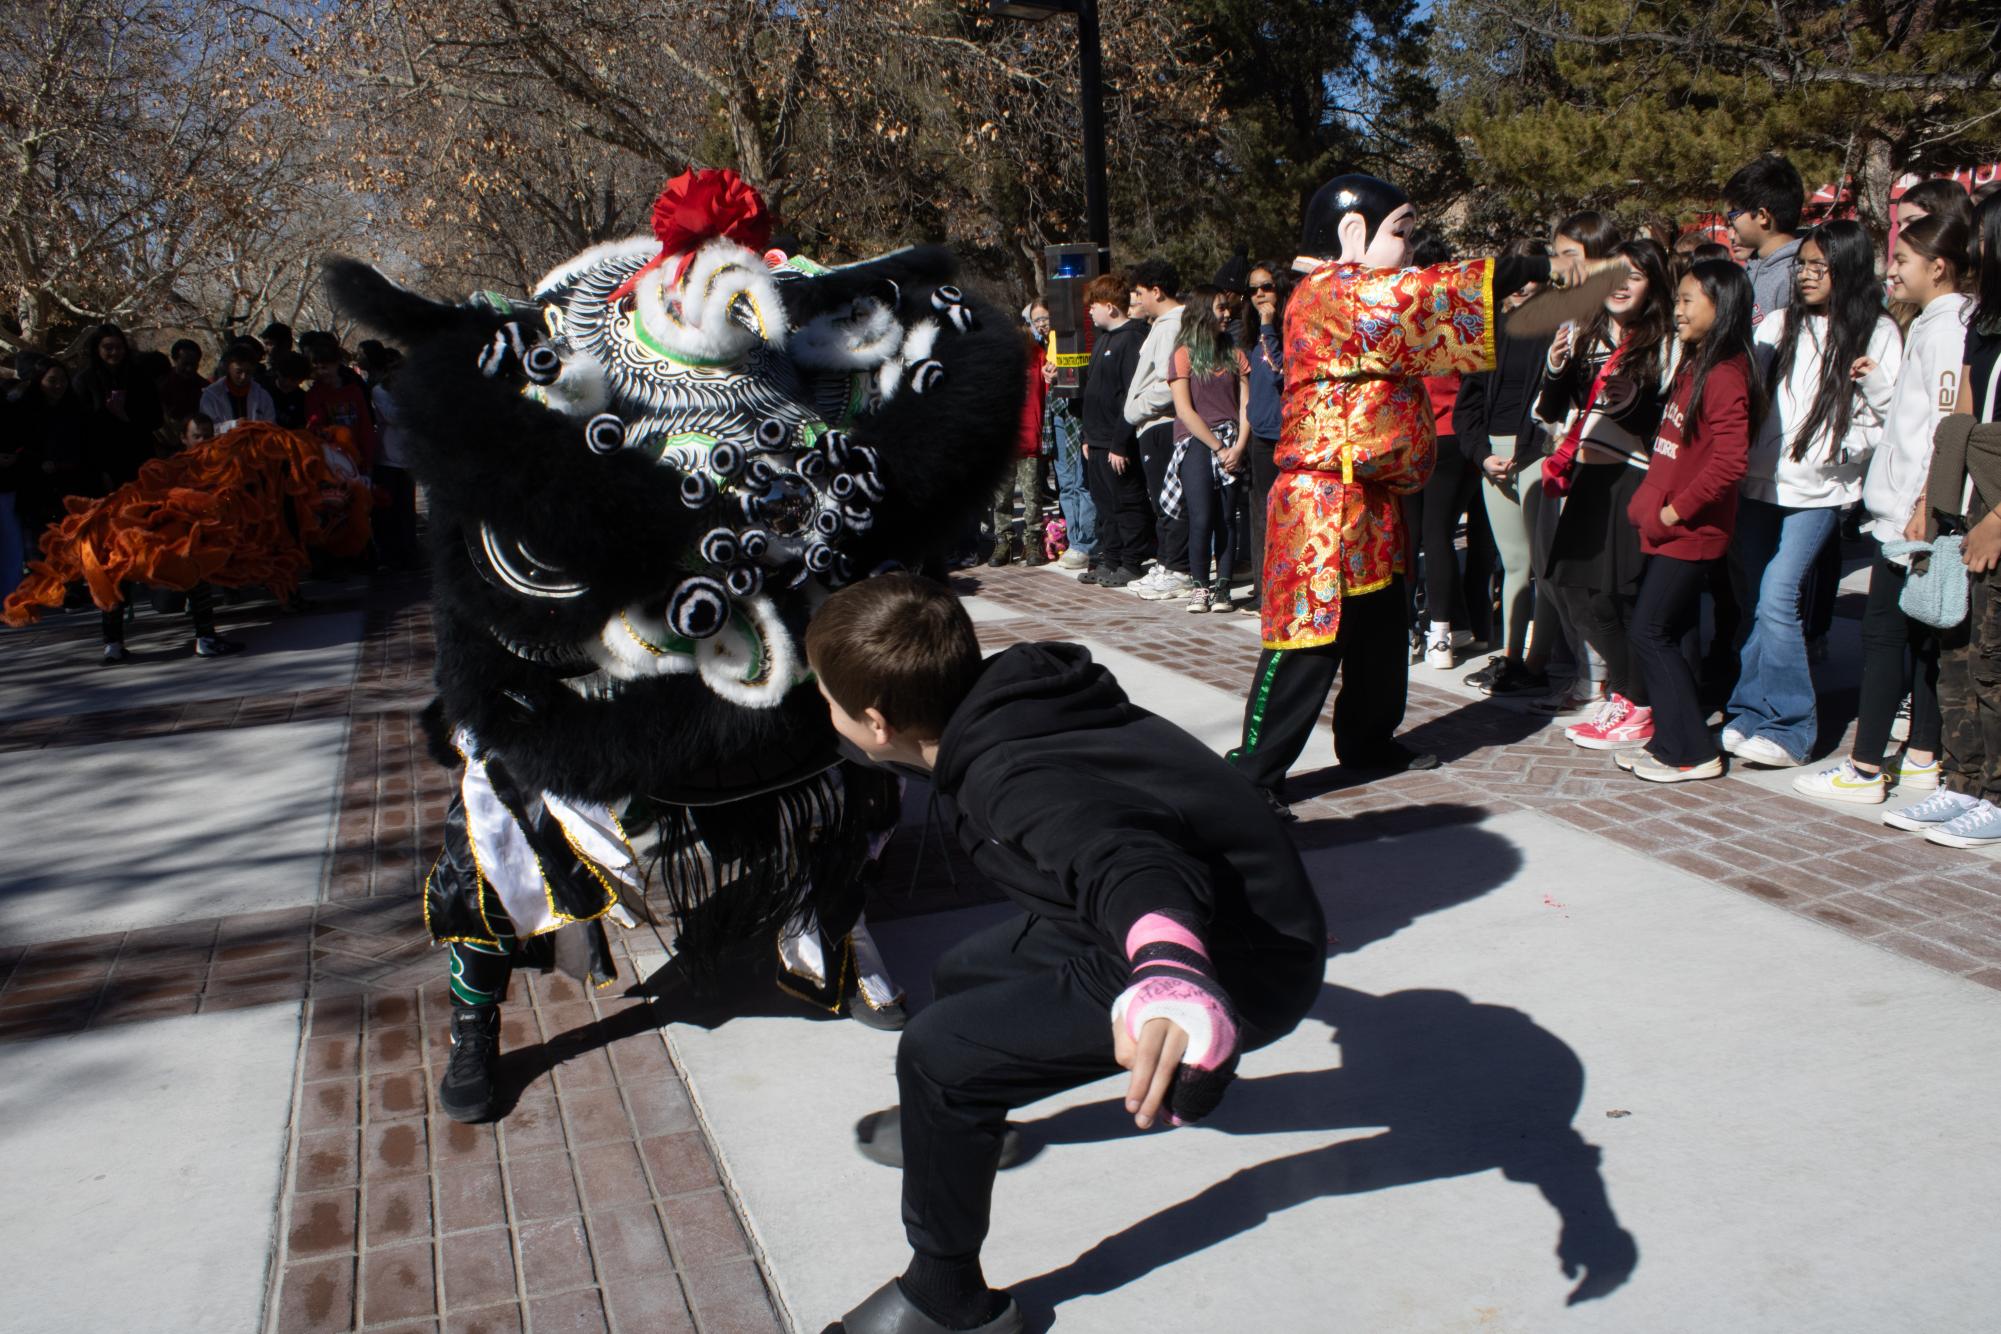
[1300, 174, 1414, 271]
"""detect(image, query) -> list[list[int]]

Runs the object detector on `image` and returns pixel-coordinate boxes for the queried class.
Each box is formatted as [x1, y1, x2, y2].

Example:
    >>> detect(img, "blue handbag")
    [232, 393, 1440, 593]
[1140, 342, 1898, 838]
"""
[1883, 536, 1970, 630]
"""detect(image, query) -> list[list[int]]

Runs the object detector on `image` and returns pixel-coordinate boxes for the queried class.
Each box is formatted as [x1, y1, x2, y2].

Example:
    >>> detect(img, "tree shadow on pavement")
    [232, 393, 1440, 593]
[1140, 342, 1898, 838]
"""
[1004, 804, 1638, 1325]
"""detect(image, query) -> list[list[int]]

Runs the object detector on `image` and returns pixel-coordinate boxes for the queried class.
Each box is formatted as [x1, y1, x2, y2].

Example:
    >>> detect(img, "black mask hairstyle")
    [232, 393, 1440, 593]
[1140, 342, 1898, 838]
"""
[1300, 174, 1410, 259]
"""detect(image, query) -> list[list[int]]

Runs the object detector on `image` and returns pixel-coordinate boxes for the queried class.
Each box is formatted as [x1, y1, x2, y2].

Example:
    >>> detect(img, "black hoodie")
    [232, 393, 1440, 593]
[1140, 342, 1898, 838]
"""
[1078, 319, 1146, 457]
[931, 642, 1325, 1034]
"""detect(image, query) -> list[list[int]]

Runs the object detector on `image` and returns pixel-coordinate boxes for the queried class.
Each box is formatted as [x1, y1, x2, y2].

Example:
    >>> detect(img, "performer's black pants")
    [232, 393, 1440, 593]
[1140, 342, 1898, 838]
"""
[897, 913, 1290, 1266]
[1137, 422, 1187, 574]
[1084, 442, 1152, 573]
[1630, 554, 1716, 766]
[1227, 580, 1410, 791]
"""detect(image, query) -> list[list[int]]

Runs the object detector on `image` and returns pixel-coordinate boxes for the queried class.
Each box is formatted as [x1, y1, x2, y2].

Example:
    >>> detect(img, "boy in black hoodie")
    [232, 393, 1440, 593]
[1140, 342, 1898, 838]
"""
[805, 573, 1324, 1334]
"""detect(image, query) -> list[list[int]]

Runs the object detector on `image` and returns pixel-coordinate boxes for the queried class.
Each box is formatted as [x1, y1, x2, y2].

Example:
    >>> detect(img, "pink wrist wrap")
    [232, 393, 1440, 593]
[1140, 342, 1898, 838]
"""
[1109, 912, 1241, 1123]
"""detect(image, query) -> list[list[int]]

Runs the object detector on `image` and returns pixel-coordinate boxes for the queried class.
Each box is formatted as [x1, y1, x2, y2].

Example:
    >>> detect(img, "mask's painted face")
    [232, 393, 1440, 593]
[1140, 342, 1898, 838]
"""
[1341, 203, 1416, 269]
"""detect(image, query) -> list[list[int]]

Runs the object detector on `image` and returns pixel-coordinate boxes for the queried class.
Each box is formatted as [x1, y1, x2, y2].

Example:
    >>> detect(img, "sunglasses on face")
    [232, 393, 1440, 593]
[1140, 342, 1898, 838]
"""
[1249, 281, 1278, 294]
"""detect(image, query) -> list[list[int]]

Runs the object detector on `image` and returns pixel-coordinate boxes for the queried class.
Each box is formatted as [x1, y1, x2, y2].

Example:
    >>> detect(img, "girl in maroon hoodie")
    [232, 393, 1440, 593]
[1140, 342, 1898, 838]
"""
[1620, 260, 1765, 782]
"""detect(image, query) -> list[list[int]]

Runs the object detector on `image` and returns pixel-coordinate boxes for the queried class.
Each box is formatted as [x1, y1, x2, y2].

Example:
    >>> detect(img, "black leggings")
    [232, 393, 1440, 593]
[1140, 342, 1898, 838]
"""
[1854, 554, 1942, 768]
[1419, 437, 1495, 639]
[1179, 440, 1234, 585]
[1568, 584, 1644, 706]
[1246, 434, 1279, 596]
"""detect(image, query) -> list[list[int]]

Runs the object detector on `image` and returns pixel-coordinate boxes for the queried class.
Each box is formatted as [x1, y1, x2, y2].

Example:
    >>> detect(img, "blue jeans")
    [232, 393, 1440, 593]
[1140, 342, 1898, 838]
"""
[1725, 498, 1842, 761]
[1051, 413, 1096, 555]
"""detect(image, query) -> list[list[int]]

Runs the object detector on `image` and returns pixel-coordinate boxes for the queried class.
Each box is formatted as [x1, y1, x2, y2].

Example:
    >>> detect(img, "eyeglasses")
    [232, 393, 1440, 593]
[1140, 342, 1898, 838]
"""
[1798, 262, 1830, 277]
[1249, 282, 1278, 294]
[1724, 208, 1746, 225]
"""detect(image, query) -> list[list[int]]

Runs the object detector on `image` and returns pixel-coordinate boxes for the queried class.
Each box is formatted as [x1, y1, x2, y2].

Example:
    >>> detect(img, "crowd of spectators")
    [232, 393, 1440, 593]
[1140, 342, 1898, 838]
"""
[994, 156, 2001, 849]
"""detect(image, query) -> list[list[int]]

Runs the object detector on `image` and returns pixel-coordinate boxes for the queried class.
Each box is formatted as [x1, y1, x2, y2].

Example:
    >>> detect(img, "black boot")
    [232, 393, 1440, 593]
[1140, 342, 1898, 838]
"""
[438, 1003, 501, 1123]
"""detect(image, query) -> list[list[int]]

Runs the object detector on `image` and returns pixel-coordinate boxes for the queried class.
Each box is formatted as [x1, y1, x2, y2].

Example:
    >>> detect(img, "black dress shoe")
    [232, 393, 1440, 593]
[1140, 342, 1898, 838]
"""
[825, 1279, 1023, 1334]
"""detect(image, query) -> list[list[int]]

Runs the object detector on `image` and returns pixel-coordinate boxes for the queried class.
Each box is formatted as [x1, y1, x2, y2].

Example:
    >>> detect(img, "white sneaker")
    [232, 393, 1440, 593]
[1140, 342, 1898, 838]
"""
[1125, 565, 1167, 596]
[1056, 548, 1089, 570]
[1450, 629, 1475, 649]
[1883, 789, 1980, 833]
[1139, 572, 1195, 601]
[1891, 754, 1940, 791]
[1424, 635, 1454, 670]
[1720, 725, 1750, 755]
[1184, 586, 1212, 613]
[1732, 735, 1802, 768]
[1792, 759, 1886, 805]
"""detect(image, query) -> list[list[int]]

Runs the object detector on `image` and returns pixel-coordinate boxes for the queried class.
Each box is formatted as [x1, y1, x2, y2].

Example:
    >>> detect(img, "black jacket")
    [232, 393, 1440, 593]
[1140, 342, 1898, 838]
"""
[1078, 320, 1146, 457]
[931, 642, 1325, 1033]
[1457, 316, 1554, 468]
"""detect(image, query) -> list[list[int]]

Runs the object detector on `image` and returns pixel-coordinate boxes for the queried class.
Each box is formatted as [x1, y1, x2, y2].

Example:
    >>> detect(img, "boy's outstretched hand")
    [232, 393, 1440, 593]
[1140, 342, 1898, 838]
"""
[1115, 1015, 1190, 1129]
[1110, 913, 1243, 1129]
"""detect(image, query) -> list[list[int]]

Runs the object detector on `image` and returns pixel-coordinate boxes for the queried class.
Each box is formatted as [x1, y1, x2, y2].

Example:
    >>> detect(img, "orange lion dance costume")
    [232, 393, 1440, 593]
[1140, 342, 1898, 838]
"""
[2, 422, 372, 626]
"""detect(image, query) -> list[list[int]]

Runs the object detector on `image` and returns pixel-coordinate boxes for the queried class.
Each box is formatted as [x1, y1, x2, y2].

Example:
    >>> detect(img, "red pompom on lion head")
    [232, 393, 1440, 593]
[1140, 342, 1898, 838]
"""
[610, 168, 773, 303]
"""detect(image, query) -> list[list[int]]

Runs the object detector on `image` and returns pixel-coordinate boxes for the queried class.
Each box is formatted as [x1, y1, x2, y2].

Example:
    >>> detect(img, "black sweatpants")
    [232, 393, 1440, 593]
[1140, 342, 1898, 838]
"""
[1137, 422, 1187, 574]
[1085, 443, 1152, 573]
[1854, 552, 1942, 768]
[1630, 554, 1715, 766]
[1228, 581, 1410, 790]
[898, 912, 1294, 1265]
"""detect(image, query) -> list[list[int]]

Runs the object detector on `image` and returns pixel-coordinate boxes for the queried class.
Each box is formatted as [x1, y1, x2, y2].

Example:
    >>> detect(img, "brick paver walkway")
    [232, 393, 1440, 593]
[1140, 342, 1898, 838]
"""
[5, 561, 1999, 1333]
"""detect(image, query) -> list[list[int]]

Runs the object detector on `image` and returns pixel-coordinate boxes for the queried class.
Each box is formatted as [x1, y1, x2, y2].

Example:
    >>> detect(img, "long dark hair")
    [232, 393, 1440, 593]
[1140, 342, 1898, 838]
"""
[1585, 238, 1673, 389]
[1243, 259, 1292, 349]
[1897, 213, 1972, 289]
[1974, 192, 2001, 337]
[1678, 259, 1767, 434]
[1771, 221, 1882, 461]
[1177, 283, 1234, 378]
[1556, 210, 1621, 260]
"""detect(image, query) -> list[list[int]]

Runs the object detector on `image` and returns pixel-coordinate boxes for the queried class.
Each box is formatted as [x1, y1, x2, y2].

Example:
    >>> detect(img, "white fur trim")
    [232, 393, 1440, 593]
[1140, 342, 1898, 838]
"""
[536, 355, 611, 418]
[790, 300, 904, 370]
[1111, 985, 1218, 1068]
[632, 239, 788, 365]
[696, 595, 799, 707]
[594, 605, 697, 679]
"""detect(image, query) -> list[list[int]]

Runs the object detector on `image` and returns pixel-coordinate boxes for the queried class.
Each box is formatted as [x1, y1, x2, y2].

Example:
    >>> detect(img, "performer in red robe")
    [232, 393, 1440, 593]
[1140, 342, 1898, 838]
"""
[1228, 174, 1578, 811]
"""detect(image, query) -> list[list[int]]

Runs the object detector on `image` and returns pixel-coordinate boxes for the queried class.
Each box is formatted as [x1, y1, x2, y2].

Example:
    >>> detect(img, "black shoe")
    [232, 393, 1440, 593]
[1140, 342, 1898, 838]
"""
[1095, 565, 1141, 588]
[1341, 741, 1440, 773]
[101, 643, 131, 666]
[438, 1003, 501, 1123]
[194, 635, 246, 658]
[1078, 568, 1102, 585]
[855, 1107, 1025, 1171]
[1484, 660, 1550, 697]
[1462, 654, 1507, 689]
[844, 980, 908, 1032]
[1259, 787, 1298, 823]
[825, 1278, 1023, 1334]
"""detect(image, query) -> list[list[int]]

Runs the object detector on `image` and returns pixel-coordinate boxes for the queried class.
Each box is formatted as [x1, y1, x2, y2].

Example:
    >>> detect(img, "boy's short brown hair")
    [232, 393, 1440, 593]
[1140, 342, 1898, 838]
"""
[805, 573, 981, 740]
[1084, 273, 1128, 309]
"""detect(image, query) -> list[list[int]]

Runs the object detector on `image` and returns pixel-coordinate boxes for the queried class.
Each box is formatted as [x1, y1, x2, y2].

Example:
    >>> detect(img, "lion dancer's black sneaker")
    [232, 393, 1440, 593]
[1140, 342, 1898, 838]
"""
[438, 1003, 502, 1123]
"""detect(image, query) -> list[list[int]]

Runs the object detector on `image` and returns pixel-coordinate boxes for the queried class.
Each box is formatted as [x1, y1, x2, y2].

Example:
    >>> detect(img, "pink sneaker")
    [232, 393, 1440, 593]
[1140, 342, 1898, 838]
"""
[1566, 695, 1655, 750]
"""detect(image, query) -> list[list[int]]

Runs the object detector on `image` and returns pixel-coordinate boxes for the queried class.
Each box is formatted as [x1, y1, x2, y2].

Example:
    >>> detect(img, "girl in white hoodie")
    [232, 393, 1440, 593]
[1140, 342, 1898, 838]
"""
[1725, 221, 1901, 768]
[1796, 214, 1972, 805]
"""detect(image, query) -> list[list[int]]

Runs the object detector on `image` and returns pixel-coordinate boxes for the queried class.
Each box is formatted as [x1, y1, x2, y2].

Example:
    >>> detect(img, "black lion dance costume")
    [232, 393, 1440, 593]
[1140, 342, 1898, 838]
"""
[328, 169, 1023, 1122]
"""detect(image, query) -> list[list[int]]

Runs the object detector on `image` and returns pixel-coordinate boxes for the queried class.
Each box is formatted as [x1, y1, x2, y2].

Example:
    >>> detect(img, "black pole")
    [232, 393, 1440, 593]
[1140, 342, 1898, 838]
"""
[1075, 0, 1110, 270]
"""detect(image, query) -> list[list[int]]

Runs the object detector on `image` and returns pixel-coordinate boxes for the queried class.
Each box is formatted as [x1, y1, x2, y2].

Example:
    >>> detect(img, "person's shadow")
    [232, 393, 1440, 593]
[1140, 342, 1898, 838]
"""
[1009, 984, 1638, 1322]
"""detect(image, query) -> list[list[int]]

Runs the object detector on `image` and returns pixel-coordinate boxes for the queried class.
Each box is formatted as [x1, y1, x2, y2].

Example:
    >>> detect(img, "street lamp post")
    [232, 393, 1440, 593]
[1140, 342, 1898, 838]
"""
[987, 0, 1110, 270]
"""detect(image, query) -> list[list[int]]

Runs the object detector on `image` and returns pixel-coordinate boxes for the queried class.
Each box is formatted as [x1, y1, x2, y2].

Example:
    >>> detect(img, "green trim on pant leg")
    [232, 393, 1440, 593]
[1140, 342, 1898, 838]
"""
[449, 941, 509, 1006]
[1231, 649, 1288, 762]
